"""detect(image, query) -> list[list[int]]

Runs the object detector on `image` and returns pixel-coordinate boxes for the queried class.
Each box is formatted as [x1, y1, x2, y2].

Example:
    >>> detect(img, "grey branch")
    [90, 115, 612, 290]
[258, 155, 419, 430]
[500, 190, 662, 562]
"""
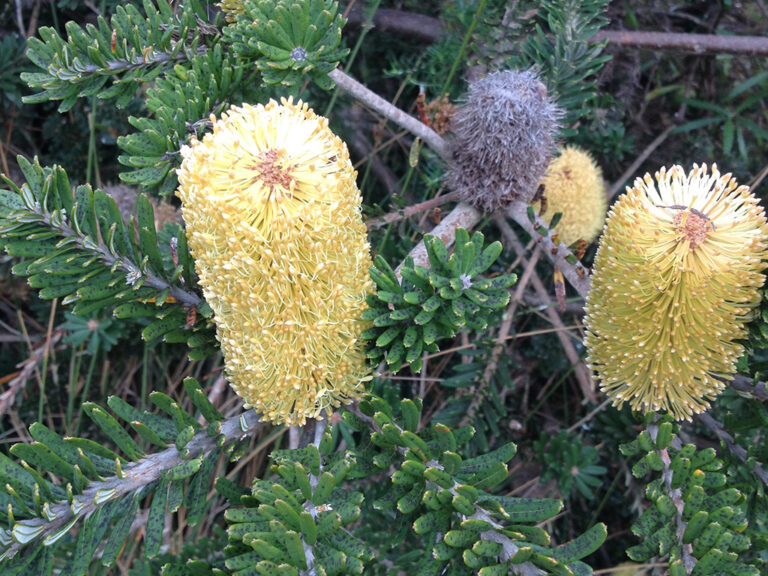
[328, 68, 450, 160]
[648, 423, 696, 573]
[728, 375, 768, 402]
[6, 410, 261, 558]
[395, 202, 482, 281]
[697, 412, 768, 486]
[327, 66, 590, 298]
[32, 201, 201, 308]
[505, 203, 592, 298]
[344, 6, 768, 57]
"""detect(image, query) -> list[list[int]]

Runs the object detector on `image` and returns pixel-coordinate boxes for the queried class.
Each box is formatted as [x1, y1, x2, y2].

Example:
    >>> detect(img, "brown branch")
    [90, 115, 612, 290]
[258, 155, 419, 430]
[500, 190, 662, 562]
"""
[344, 6, 768, 57]
[459, 246, 543, 428]
[344, 5, 444, 43]
[592, 30, 768, 57]
[366, 191, 459, 229]
[495, 216, 595, 402]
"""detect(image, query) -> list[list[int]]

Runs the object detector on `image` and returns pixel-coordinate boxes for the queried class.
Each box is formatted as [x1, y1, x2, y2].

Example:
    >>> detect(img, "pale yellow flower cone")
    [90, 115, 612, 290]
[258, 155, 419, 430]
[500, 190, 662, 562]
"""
[177, 98, 372, 425]
[535, 146, 607, 246]
[585, 164, 768, 420]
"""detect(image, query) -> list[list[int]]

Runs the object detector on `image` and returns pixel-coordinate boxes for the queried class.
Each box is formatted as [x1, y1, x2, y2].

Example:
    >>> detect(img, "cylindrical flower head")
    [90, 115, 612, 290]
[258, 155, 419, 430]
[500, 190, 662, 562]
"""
[535, 146, 607, 246]
[177, 98, 373, 425]
[585, 164, 768, 420]
[446, 69, 561, 212]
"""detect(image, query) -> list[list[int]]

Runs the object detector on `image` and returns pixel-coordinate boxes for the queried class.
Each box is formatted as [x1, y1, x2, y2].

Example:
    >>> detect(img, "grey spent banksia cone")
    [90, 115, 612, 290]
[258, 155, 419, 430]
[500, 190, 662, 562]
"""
[446, 69, 562, 212]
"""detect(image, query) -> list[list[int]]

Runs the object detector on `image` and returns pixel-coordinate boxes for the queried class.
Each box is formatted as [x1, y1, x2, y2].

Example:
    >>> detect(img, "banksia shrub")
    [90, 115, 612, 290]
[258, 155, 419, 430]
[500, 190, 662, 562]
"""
[536, 146, 607, 245]
[445, 69, 561, 212]
[177, 98, 372, 425]
[585, 164, 768, 420]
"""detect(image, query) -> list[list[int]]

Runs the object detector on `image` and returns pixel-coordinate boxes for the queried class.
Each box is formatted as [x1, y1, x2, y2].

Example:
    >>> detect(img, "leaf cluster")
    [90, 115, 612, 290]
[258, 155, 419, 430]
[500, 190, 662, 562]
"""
[117, 44, 254, 195]
[0, 156, 214, 357]
[21, 0, 217, 112]
[0, 378, 226, 575]
[363, 229, 516, 373]
[342, 394, 607, 575]
[223, 438, 372, 575]
[621, 420, 762, 576]
[535, 431, 607, 500]
[223, 0, 349, 89]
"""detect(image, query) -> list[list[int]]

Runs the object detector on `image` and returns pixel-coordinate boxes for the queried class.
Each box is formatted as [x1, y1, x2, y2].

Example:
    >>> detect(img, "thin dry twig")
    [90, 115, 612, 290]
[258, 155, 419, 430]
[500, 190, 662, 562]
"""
[728, 375, 768, 402]
[366, 191, 459, 229]
[328, 68, 449, 160]
[607, 124, 676, 199]
[495, 216, 594, 401]
[459, 246, 543, 428]
[0, 331, 63, 416]
[593, 30, 768, 56]
[346, 6, 768, 57]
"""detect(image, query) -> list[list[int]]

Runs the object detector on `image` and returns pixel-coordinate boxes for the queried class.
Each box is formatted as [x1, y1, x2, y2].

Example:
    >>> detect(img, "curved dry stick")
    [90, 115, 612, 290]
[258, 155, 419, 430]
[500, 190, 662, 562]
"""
[328, 68, 450, 160]
[345, 7, 768, 57]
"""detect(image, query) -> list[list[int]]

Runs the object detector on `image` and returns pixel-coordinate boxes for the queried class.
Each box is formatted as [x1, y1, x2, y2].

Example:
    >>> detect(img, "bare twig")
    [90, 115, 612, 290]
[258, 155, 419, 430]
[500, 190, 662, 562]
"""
[607, 125, 676, 199]
[0, 332, 63, 416]
[459, 246, 542, 428]
[345, 6, 768, 57]
[366, 191, 459, 229]
[345, 5, 444, 43]
[7, 410, 262, 558]
[395, 202, 482, 281]
[697, 412, 768, 486]
[328, 68, 450, 160]
[495, 216, 594, 401]
[14, 0, 25, 37]
[728, 374, 768, 402]
[593, 30, 768, 56]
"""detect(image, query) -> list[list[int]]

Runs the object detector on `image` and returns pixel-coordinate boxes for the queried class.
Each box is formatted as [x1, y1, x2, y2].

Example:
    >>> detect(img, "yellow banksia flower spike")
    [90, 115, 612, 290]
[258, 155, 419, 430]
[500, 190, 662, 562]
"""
[218, 0, 244, 22]
[536, 146, 607, 245]
[177, 98, 373, 425]
[585, 164, 768, 420]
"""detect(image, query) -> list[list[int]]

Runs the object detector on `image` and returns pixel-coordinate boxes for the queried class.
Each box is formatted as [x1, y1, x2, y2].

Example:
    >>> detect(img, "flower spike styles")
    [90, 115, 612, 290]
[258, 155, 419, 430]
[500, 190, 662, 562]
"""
[177, 98, 372, 425]
[585, 164, 768, 420]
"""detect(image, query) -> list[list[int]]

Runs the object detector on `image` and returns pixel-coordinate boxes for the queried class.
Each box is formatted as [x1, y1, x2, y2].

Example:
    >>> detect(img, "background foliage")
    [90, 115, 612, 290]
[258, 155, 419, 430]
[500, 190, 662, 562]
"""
[0, 0, 767, 575]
